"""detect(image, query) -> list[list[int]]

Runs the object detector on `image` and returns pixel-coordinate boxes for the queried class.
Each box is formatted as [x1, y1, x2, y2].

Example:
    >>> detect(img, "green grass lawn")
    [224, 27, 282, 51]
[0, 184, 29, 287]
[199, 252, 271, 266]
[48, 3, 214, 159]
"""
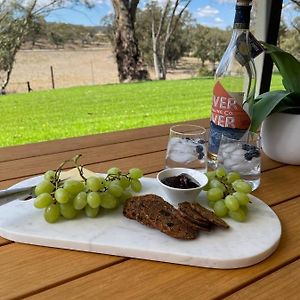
[0, 75, 283, 147]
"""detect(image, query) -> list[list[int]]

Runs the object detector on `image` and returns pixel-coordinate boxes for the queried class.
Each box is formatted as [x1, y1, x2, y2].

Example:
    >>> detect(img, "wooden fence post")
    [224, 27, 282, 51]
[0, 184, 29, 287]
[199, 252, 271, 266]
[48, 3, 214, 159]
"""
[27, 81, 33, 92]
[91, 61, 95, 85]
[50, 66, 55, 89]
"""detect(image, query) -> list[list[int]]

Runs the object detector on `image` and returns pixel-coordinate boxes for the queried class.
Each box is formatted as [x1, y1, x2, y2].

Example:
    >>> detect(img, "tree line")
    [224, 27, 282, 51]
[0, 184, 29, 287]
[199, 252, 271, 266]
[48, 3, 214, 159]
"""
[24, 21, 109, 49]
[0, 0, 299, 94]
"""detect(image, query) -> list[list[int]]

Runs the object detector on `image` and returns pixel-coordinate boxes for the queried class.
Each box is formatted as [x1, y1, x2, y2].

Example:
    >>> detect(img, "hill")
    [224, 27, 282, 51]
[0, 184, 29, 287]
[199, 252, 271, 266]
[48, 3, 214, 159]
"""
[22, 22, 110, 50]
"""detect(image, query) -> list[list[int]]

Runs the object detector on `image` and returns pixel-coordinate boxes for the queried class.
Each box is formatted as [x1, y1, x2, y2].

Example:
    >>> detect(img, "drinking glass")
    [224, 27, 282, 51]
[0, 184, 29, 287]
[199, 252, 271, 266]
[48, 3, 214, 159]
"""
[217, 132, 261, 190]
[165, 124, 207, 172]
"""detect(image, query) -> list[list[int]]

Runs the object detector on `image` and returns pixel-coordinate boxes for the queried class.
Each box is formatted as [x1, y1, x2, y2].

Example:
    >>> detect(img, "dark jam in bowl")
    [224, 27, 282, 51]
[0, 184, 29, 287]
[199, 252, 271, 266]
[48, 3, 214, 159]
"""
[161, 173, 199, 189]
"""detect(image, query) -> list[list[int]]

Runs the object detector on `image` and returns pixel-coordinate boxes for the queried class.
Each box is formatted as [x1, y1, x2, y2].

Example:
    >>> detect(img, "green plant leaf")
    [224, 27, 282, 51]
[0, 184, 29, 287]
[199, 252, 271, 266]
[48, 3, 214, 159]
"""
[250, 90, 292, 132]
[262, 43, 300, 93]
[271, 92, 300, 113]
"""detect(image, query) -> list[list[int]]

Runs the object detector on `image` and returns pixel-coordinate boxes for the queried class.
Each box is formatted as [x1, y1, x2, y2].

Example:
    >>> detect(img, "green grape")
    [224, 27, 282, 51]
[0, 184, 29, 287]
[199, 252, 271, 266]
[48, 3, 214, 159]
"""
[97, 176, 107, 189]
[44, 203, 60, 223]
[34, 193, 53, 209]
[44, 170, 56, 182]
[233, 192, 250, 206]
[63, 180, 84, 195]
[87, 192, 102, 208]
[35, 180, 55, 196]
[229, 208, 247, 222]
[86, 176, 102, 192]
[107, 167, 121, 175]
[213, 200, 228, 217]
[240, 205, 248, 214]
[131, 179, 142, 192]
[226, 172, 241, 184]
[207, 187, 224, 201]
[35, 163, 145, 222]
[209, 179, 226, 192]
[59, 202, 78, 219]
[202, 183, 210, 191]
[232, 180, 252, 194]
[101, 192, 118, 209]
[73, 191, 87, 210]
[119, 176, 131, 189]
[108, 181, 123, 197]
[54, 188, 71, 204]
[118, 190, 132, 203]
[85, 205, 99, 218]
[206, 171, 216, 181]
[128, 168, 143, 179]
[204, 168, 252, 222]
[224, 195, 240, 211]
[216, 167, 226, 178]
[208, 200, 215, 208]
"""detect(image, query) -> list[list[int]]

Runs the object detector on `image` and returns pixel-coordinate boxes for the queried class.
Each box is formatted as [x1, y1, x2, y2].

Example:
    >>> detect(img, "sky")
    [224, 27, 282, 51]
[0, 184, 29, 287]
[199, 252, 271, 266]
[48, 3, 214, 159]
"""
[45, 0, 239, 29]
[45, 0, 297, 29]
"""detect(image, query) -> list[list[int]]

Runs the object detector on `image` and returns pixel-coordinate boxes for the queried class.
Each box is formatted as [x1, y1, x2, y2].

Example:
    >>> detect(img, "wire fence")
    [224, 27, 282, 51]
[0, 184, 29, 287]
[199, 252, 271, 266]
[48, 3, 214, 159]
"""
[5, 48, 119, 94]
[6, 81, 33, 94]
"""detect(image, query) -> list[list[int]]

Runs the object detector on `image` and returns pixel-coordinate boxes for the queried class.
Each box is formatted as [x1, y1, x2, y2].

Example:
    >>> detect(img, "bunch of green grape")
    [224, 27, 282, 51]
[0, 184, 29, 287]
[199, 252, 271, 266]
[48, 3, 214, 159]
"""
[204, 167, 252, 222]
[33, 167, 143, 223]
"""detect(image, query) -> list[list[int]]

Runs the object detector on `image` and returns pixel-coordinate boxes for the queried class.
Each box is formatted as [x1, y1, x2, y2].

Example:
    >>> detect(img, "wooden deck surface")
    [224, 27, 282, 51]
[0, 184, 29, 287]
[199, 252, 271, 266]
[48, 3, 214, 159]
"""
[0, 119, 299, 300]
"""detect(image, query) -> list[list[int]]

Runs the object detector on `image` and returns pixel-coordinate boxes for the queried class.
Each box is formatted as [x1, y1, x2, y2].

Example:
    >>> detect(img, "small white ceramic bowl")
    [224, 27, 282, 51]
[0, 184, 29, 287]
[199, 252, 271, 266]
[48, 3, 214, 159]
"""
[156, 168, 208, 205]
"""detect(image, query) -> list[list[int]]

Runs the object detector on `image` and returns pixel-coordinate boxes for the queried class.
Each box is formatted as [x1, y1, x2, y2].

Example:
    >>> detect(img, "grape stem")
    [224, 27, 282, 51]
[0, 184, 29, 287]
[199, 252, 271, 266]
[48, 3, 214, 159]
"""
[52, 154, 87, 191]
[106, 173, 131, 182]
[106, 174, 118, 181]
[219, 177, 235, 196]
[72, 154, 87, 182]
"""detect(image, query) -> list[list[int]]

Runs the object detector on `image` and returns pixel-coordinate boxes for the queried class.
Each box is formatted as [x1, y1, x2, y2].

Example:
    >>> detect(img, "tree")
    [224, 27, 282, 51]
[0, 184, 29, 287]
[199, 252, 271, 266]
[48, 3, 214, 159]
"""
[164, 16, 192, 68]
[149, 0, 191, 80]
[292, 16, 300, 34]
[102, 1, 193, 81]
[291, 0, 300, 7]
[192, 25, 230, 74]
[0, 0, 96, 94]
[279, 0, 300, 59]
[111, 0, 149, 82]
[208, 28, 230, 72]
[291, 1, 300, 33]
[23, 16, 46, 48]
[192, 25, 211, 67]
[278, 19, 288, 47]
[134, 5, 193, 68]
[283, 0, 300, 33]
[0, 0, 38, 93]
[280, 27, 300, 60]
[101, 13, 115, 44]
[0, 0, 71, 93]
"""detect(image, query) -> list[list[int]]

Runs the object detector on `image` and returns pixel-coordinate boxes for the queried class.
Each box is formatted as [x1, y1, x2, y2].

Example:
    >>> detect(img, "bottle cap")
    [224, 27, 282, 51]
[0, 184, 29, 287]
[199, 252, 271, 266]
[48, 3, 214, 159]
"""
[234, 0, 252, 29]
[236, 0, 252, 5]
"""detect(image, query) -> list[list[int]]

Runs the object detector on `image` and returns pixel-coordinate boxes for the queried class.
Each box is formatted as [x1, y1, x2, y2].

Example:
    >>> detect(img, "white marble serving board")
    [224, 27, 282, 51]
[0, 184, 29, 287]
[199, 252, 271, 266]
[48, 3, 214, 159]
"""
[0, 175, 281, 269]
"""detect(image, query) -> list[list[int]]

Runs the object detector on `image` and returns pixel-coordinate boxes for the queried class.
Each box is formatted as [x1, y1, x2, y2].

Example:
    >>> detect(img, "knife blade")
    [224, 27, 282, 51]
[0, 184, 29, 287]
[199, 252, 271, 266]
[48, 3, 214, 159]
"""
[0, 185, 35, 206]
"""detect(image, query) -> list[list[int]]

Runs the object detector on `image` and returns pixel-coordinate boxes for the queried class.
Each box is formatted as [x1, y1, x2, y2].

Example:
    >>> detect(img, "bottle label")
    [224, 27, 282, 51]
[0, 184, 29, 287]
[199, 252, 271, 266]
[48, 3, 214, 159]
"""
[248, 32, 264, 59]
[208, 81, 251, 155]
[235, 32, 264, 66]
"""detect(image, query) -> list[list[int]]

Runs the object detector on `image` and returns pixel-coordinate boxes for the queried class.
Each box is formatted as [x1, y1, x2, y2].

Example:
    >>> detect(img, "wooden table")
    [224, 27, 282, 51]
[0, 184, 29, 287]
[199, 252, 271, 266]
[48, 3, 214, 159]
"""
[0, 119, 299, 300]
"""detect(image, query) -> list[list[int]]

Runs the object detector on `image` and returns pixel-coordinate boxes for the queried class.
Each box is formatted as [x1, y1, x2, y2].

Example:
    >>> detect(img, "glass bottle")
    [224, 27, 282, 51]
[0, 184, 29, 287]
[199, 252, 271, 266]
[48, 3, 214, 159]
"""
[207, 0, 257, 170]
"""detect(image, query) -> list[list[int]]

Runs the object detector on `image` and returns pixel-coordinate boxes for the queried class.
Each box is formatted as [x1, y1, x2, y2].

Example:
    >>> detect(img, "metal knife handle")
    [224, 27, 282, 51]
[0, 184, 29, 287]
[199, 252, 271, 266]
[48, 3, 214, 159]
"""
[0, 185, 35, 205]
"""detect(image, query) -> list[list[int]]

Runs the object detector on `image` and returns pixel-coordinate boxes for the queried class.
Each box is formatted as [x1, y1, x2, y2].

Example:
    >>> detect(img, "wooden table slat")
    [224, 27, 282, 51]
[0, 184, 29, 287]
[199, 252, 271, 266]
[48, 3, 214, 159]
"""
[0, 147, 282, 188]
[0, 136, 168, 181]
[224, 259, 300, 300]
[0, 119, 210, 163]
[0, 120, 299, 300]
[0, 244, 126, 300]
[23, 198, 300, 300]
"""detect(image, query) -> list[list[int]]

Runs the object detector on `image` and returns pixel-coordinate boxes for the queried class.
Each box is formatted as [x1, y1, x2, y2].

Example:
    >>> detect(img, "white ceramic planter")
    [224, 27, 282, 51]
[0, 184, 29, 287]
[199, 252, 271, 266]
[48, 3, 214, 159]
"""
[261, 113, 300, 165]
